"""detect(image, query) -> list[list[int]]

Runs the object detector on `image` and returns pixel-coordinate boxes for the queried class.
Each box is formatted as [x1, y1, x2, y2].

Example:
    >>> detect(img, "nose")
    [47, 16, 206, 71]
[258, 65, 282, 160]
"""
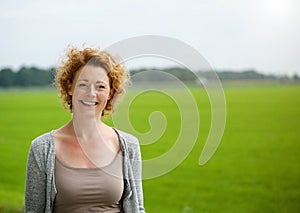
[88, 85, 97, 97]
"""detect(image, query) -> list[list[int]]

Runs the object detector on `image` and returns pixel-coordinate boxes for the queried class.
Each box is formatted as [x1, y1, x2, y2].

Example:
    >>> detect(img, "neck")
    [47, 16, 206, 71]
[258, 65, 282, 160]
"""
[71, 113, 105, 140]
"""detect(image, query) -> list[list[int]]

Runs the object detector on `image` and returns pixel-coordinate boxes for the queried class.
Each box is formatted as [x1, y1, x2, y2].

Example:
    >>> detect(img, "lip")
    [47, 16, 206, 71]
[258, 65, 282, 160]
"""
[80, 100, 99, 106]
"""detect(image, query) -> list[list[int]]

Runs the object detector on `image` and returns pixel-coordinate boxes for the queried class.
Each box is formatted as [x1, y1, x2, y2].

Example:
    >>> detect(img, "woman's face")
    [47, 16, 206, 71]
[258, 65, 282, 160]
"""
[69, 65, 111, 118]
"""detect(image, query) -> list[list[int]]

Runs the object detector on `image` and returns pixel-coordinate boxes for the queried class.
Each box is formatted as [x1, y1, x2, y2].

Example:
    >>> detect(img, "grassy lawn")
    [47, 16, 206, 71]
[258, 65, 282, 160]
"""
[0, 83, 299, 212]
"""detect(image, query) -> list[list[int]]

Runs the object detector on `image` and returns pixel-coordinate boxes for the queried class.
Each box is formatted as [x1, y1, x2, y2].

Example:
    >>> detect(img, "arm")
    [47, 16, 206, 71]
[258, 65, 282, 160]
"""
[117, 130, 146, 212]
[132, 142, 146, 213]
[25, 144, 47, 212]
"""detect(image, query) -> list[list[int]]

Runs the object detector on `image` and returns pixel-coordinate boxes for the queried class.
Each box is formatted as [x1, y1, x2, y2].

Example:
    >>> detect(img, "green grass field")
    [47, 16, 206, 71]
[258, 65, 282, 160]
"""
[0, 83, 299, 212]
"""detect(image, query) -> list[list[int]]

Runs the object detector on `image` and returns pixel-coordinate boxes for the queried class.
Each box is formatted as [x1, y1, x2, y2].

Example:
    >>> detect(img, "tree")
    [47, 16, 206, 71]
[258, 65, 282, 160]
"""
[0, 68, 15, 87]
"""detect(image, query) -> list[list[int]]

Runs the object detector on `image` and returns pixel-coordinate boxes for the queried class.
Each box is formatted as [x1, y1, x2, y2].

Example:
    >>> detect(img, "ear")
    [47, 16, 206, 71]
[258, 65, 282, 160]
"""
[67, 81, 73, 96]
[108, 89, 115, 100]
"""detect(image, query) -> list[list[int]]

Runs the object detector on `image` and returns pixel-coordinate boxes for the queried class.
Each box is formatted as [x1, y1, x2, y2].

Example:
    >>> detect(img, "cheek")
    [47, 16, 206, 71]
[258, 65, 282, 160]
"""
[96, 91, 110, 102]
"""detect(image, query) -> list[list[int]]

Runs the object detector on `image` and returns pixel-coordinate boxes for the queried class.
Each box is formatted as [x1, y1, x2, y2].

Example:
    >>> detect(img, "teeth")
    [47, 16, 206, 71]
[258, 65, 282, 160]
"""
[81, 101, 98, 106]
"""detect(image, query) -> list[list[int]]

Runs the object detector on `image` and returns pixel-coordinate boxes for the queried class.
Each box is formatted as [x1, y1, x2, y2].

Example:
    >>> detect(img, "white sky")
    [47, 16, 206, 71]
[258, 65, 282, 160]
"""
[1, 0, 300, 76]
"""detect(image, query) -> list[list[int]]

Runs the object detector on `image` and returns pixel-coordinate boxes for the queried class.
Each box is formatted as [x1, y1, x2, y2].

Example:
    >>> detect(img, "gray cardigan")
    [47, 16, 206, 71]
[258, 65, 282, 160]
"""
[25, 129, 146, 213]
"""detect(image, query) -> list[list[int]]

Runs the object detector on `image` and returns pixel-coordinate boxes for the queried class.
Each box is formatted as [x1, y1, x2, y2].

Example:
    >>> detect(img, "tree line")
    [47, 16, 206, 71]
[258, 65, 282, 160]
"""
[0, 67, 55, 87]
[0, 66, 298, 87]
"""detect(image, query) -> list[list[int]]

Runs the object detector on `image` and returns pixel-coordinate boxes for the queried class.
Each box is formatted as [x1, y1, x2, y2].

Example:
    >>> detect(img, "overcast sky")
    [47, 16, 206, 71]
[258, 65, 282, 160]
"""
[1, 0, 299, 75]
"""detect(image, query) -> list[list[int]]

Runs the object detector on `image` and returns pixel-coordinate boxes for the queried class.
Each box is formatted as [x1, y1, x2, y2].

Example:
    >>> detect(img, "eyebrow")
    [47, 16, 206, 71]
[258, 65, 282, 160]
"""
[78, 79, 108, 84]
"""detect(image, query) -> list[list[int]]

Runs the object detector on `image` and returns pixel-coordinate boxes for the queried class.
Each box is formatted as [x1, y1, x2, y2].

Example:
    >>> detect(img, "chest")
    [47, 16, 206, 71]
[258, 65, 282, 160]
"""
[54, 135, 121, 168]
[53, 157, 124, 212]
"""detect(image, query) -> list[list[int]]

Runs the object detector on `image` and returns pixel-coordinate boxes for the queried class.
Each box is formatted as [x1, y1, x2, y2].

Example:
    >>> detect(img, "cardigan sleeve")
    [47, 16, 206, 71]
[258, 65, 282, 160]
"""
[132, 141, 146, 213]
[125, 134, 146, 213]
[25, 142, 47, 212]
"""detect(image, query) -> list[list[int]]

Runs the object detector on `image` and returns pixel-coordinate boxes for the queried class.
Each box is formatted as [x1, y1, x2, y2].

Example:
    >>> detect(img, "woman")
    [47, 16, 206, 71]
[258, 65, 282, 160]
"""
[25, 46, 146, 212]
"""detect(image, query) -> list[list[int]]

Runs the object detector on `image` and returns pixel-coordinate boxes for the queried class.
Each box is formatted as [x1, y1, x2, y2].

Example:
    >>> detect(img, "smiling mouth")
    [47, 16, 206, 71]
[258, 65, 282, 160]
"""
[80, 100, 99, 106]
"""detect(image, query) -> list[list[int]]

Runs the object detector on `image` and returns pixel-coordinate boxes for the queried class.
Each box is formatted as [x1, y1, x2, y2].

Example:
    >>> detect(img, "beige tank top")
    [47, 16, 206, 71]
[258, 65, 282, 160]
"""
[53, 155, 123, 213]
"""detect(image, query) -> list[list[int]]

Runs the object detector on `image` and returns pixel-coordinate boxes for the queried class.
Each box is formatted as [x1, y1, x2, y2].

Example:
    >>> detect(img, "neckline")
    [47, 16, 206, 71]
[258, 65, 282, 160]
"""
[55, 156, 111, 171]
[50, 129, 123, 170]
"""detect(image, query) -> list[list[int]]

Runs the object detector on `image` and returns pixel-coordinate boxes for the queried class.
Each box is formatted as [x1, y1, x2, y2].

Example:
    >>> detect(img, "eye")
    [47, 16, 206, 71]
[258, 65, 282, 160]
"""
[78, 83, 87, 87]
[96, 85, 106, 90]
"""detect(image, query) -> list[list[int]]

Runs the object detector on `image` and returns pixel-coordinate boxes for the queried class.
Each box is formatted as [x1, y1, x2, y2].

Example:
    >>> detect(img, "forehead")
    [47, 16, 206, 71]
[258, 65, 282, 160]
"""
[75, 65, 109, 83]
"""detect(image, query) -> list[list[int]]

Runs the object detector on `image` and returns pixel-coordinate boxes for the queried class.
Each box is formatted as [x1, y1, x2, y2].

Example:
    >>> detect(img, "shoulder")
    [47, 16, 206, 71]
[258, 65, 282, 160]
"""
[114, 128, 141, 157]
[30, 131, 54, 153]
[116, 129, 139, 144]
[27, 131, 54, 171]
